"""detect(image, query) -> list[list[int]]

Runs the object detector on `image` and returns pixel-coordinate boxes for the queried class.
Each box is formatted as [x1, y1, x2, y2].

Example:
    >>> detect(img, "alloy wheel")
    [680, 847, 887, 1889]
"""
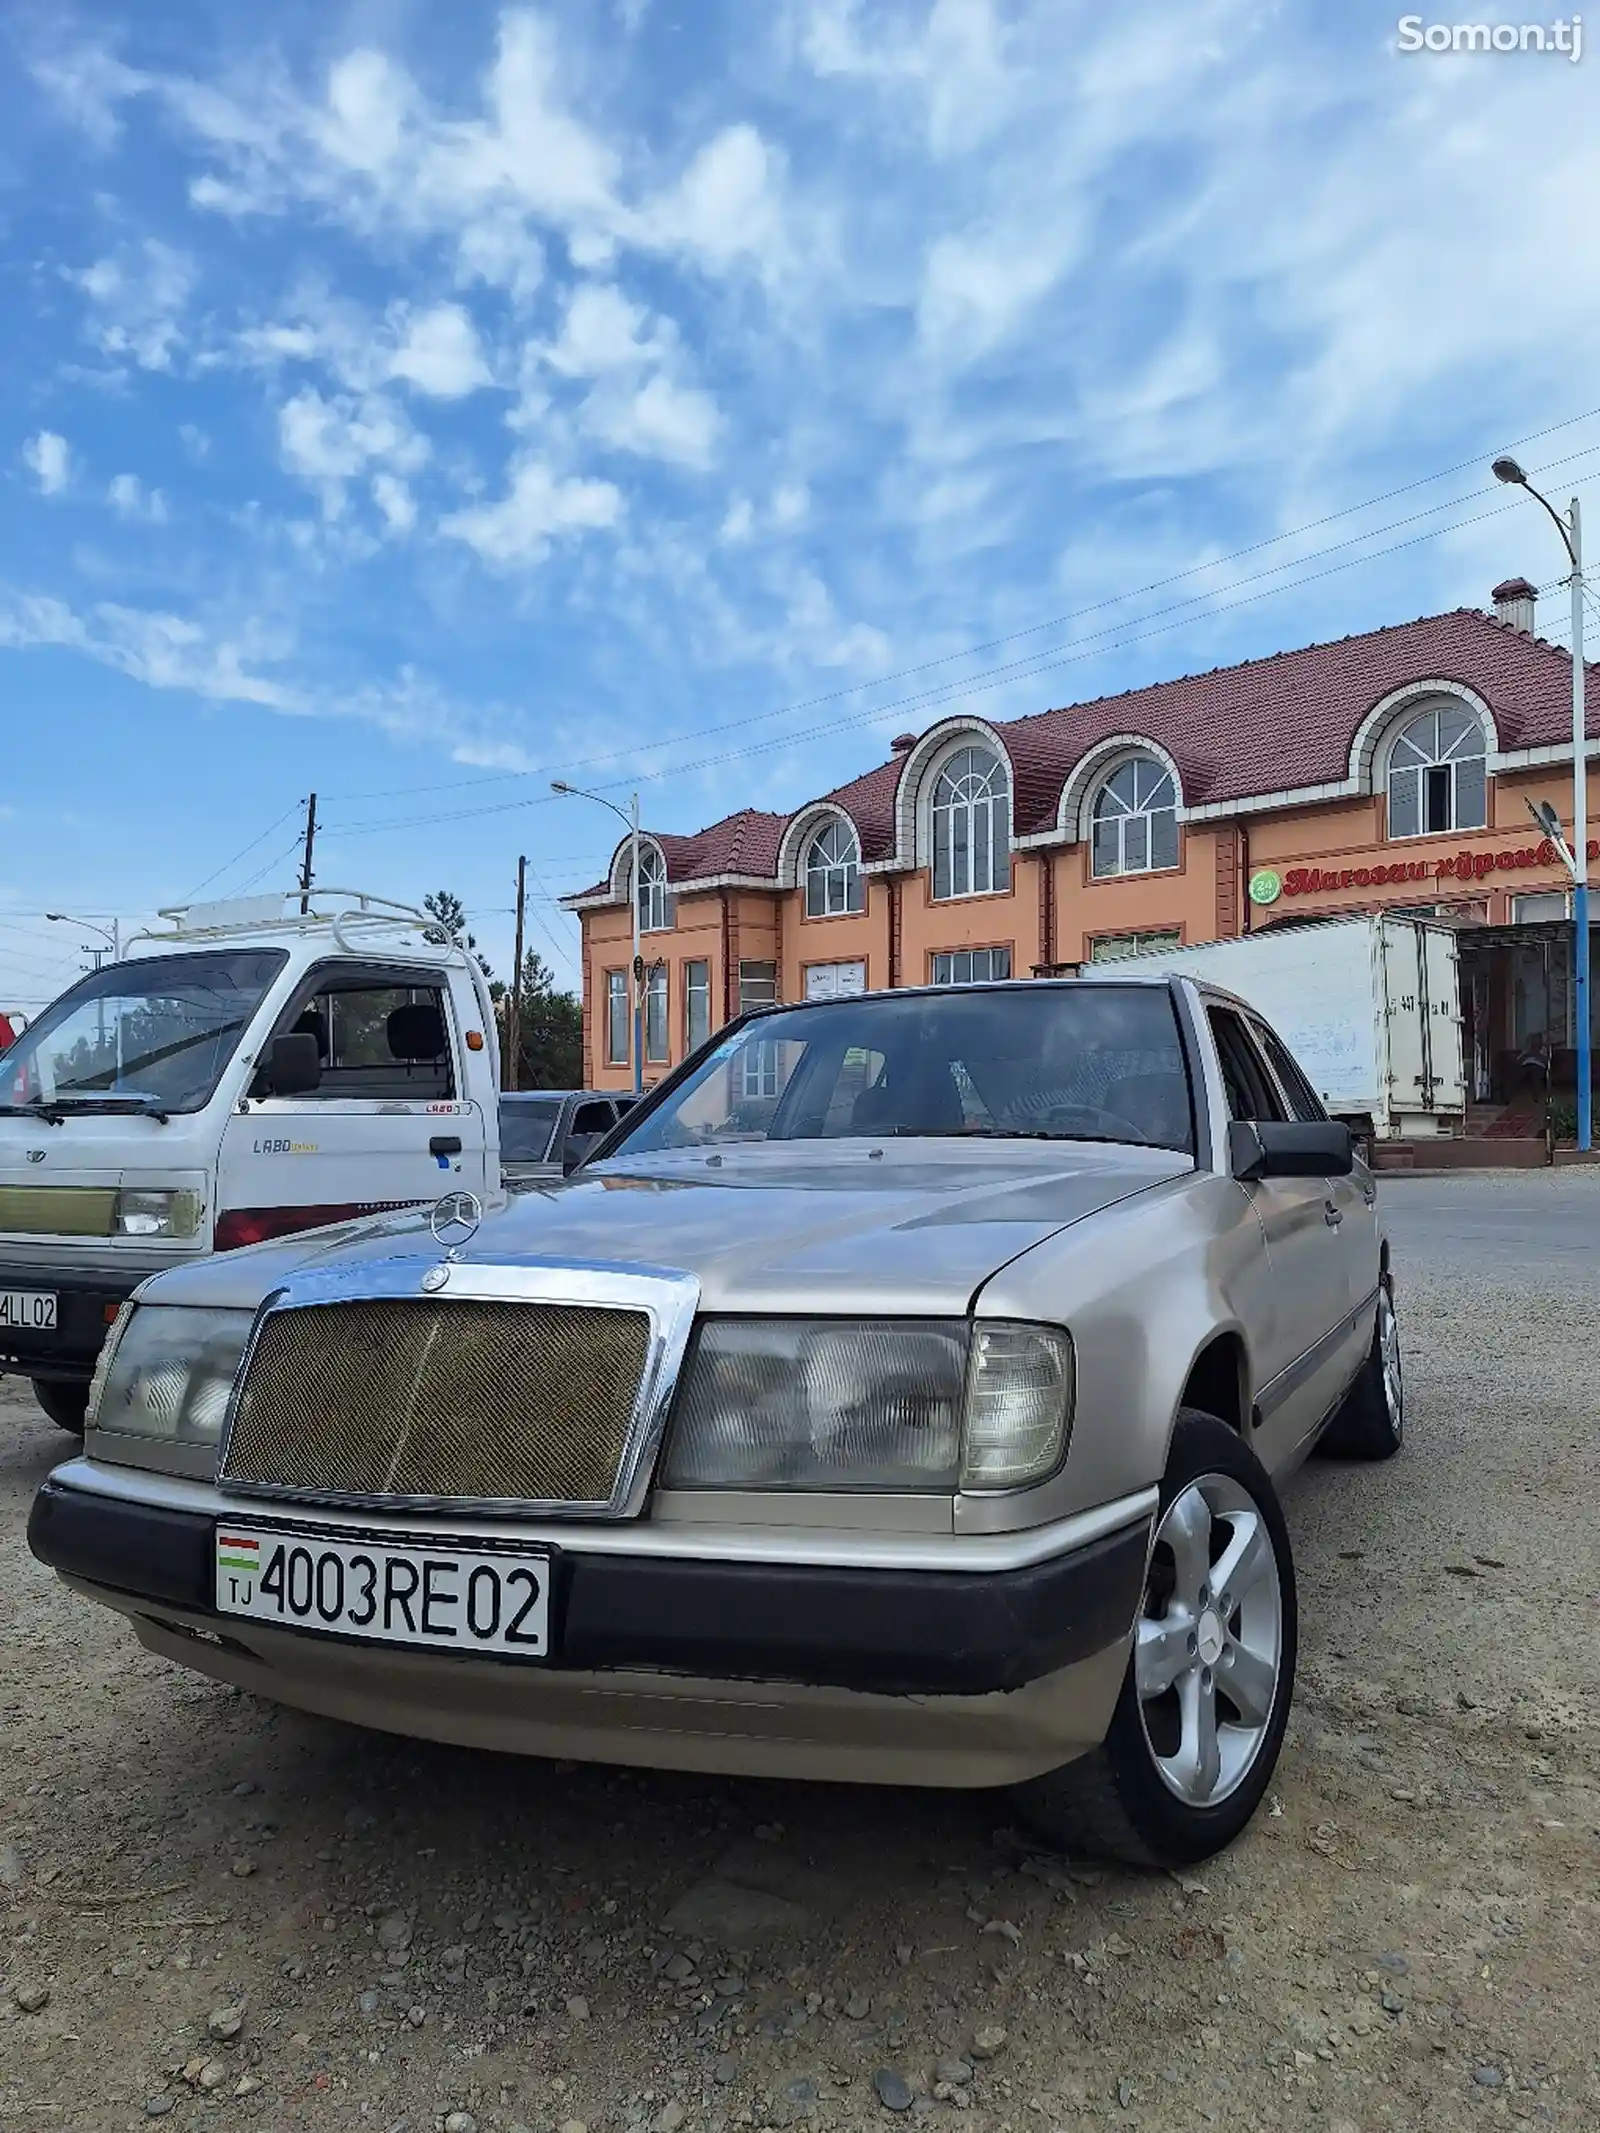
[1135, 1473, 1284, 1806]
[1378, 1285, 1404, 1440]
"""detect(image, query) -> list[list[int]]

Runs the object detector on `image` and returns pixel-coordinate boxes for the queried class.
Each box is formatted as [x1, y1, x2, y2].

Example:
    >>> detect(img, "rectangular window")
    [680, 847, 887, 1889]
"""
[605, 970, 628, 1066]
[1512, 892, 1570, 924]
[742, 1040, 779, 1100]
[645, 965, 669, 1063]
[1088, 929, 1181, 963]
[684, 959, 711, 1051]
[804, 961, 867, 1001]
[1424, 764, 1452, 835]
[738, 960, 778, 1013]
[294, 981, 455, 1101]
[1388, 766, 1420, 839]
[931, 947, 1012, 985]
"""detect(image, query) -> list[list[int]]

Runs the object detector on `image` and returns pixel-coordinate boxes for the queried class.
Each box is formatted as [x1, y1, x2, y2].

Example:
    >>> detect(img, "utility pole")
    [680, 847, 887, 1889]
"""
[1493, 459, 1592, 1150]
[298, 793, 319, 916]
[508, 855, 527, 1092]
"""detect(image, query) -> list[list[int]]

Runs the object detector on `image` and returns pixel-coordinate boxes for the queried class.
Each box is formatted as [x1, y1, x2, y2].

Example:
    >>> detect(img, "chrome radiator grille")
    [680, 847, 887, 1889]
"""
[220, 1298, 653, 1508]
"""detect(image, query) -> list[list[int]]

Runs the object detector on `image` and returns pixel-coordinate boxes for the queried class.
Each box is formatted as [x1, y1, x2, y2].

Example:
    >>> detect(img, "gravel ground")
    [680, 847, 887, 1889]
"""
[3, 1172, 1598, 2133]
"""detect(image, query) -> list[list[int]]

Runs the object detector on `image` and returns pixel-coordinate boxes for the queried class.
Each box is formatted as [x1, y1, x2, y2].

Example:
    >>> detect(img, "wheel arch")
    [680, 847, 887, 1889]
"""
[1175, 1327, 1252, 1441]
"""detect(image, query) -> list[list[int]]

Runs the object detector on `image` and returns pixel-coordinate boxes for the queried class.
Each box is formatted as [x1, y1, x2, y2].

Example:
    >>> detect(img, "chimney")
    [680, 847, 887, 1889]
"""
[891, 732, 918, 753]
[1492, 577, 1538, 632]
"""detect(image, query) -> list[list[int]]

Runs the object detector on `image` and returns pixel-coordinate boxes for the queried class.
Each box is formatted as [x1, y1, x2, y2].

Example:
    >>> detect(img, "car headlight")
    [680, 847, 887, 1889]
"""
[114, 1188, 203, 1239]
[662, 1319, 1073, 1494]
[90, 1305, 253, 1444]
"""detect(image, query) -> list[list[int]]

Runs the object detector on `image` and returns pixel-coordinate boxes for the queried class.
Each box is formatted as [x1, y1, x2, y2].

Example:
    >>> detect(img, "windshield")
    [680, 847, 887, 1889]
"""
[0, 950, 289, 1116]
[614, 984, 1194, 1156]
[500, 1096, 563, 1162]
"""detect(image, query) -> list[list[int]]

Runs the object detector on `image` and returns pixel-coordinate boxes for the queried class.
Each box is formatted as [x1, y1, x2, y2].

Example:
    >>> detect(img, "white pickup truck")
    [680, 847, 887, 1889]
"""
[0, 892, 503, 1429]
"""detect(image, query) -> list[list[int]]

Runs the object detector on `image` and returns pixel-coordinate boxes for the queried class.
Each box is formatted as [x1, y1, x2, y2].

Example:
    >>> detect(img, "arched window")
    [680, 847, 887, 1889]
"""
[931, 746, 1010, 900]
[1386, 704, 1487, 837]
[1090, 756, 1179, 878]
[636, 843, 668, 932]
[804, 818, 864, 917]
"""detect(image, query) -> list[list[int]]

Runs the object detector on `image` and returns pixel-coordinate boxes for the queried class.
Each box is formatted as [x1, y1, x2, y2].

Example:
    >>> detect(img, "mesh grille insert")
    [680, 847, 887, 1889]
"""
[221, 1298, 652, 1505]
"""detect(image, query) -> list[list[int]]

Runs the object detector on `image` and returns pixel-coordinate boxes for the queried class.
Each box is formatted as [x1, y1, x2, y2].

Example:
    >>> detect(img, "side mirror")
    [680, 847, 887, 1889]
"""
[562, 1132, 601, 1176]
[255, 1031, 322, 1099]
[1229, 1118, 1354, 1181]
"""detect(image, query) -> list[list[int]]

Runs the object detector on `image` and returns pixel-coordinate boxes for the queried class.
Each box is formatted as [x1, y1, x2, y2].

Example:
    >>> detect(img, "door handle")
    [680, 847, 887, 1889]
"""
[1324, 1200, 1343, 1227]
[429, 1135, 463, 1157]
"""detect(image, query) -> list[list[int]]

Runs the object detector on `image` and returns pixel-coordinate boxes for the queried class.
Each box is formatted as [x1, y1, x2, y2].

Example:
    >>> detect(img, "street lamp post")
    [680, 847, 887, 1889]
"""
[1492, 458, 1591, 1153]
[551, 783, 644, 1096]
[46, 913, 124, 1072]
[46, 913, 121, 962]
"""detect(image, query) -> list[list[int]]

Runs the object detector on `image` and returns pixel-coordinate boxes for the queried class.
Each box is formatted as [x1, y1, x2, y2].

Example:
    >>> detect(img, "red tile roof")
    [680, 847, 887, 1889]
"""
[567, 606, 1597, 897]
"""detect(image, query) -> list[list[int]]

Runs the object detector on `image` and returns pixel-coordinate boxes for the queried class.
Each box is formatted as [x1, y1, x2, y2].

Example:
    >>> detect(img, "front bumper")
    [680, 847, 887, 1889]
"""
[0, 1259, 153, 1382]
[29, 1471, 1152, 1788]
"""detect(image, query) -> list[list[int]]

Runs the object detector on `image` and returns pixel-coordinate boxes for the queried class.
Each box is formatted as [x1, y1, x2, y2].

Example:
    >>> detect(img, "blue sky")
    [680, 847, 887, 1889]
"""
[2, 0, 1598, 1011]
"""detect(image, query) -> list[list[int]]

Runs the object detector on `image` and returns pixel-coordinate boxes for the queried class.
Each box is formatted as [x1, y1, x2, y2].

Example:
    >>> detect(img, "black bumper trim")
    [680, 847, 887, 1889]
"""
[28, 1482, 1149, 1698]
[0, 1264, 146, 1383]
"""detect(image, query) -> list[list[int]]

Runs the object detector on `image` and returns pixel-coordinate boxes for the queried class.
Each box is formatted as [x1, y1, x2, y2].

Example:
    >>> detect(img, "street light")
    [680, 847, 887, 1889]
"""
[45, 912, 121, 964]
[551, 782, 643, 1096]
[1493, 456, 1591, 1152]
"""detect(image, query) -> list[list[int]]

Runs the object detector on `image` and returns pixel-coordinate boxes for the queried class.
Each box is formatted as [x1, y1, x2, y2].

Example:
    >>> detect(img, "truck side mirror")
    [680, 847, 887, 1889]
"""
[1229, 1118, 1354, 1181]
[255, 1031, 323, 1099]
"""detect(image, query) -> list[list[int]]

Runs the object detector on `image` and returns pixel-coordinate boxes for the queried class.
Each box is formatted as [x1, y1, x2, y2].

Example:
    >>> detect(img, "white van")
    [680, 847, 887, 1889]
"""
[0, 891, 501, 1429]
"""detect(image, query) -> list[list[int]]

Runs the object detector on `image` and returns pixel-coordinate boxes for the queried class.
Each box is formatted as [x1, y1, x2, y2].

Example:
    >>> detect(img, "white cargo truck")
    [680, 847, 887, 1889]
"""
[1079, 914, 1465, 1143]
[0, 891, 503, 1430]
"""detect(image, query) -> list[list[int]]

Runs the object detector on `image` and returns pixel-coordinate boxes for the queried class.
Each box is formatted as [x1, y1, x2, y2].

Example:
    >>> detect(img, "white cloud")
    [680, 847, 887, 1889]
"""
[719, 496, 755, 544]
[387, 303, 492, 397]
[546, 282, 659, 377]
[645, 124, 786, 270]
[371, 472, 417, 535]
[70, 240, 196, 372]
[277, 388, 428, 516]
[0, 589, 296, 711]
[107, 473, 169, 523]
[22, 432, 71, 497]
[771, 482, 809, 528]
[586, 374, 721, 469]
[35, 14, 791, 297]
[440, 457, 622, 567]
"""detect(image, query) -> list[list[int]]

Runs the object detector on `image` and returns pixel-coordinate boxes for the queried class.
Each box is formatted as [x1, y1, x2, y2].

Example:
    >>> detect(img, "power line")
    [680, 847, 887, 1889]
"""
[323, 401, 1600, 811]
[309, 469, 1600, 842]
[181, 805, 301, 902]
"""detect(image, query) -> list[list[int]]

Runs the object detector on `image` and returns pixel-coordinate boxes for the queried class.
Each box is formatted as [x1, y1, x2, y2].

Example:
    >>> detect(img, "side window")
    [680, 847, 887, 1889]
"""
[571, 1100, 613, 1137]
[1252, 1022, 1328, 1124]
[1207, 1007, 1287, 1124]
[286, 982, 456, 1101]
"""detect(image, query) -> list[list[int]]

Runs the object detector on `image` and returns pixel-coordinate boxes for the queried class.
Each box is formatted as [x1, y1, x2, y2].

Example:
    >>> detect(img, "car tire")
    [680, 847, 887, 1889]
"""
[1316, 1276, 1403, 1462]
[1014, 1408, 1297, 1868]
[32, 1379, 89, 1434]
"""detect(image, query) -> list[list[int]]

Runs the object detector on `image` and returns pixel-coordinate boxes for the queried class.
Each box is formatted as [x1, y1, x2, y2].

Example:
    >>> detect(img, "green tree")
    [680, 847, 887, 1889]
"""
[422, 889, 498, 991]
[506, 950, 584, 1089]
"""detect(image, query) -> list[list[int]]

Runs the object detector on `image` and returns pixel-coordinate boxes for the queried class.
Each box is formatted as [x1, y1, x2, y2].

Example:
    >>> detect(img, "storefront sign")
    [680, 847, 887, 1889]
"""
[1282, 836, 1599, 899]
[1247, 868, 1282, 906]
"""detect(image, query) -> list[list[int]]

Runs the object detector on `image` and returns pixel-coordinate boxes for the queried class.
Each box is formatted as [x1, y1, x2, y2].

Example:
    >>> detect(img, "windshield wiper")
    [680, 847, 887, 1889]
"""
[0, 1095, 171, 1124]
